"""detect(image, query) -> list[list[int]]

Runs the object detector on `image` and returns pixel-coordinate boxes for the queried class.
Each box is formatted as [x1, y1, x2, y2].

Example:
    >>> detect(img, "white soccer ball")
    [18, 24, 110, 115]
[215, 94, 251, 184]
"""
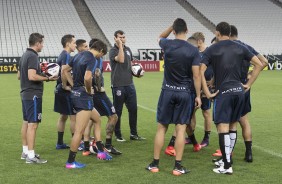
[46, 63, 60, 77]
[131, 63, 144, 77]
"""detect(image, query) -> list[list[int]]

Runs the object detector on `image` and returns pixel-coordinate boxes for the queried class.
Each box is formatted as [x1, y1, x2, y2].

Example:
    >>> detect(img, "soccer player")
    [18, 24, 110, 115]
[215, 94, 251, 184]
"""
[200, 22, 263, 174]
[164, 36, 202, 157]
[76, 39, 89, 52]
[62, 39, 111, 169]
[192, 32, 213, 147]
[230, 25, 268, 162]
[54, 34, 76, 149]
[82, 38, 121, 156]
[18, 33, 57, 164]
[212, 26, 268, 161]
[109, 30, 145, 141]
[146, 18, 202, 176]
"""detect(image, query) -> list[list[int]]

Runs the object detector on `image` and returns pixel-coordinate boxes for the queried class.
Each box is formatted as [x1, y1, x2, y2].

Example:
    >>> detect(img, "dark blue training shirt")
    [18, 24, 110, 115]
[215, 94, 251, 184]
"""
[233, 40, 259, 84]
[201, 40, 254, 91]
[69, 51, 98, 88]
[159, 38, 201, 91]
[56, 50, 71, 85]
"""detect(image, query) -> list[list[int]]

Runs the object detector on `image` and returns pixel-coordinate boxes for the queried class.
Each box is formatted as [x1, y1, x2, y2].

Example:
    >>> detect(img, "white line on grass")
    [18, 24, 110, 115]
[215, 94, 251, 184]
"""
[137, 103, 282, 159]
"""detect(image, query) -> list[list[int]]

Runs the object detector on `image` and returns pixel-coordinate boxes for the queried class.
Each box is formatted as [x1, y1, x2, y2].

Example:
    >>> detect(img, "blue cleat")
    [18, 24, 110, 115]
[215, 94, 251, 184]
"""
[97, 151, 112, 160]
[65, 161, 86, 169]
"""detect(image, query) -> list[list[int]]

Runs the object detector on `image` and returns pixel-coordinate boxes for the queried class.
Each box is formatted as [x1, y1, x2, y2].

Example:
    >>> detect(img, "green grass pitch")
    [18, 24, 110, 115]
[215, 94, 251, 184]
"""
[0, 71, 281, 183]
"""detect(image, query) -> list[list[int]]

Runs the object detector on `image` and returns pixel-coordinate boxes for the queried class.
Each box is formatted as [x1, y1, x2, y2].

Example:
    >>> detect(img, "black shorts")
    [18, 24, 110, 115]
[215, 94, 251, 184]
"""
[241, 89, 251, 117]
[157, 89, 192, 125]
[213, 92, 245, 124]
[201, 97, 211, 111]
[93, 92, 116, 116]
[21, 96, 42, 123]
[54, 84, 75, 115]
[71, 87, 94, 113]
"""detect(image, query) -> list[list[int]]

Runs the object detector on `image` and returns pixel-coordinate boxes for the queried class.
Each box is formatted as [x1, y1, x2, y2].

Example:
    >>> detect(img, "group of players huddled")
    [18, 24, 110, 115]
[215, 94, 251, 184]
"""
[18, 17, 268, 176]
[145, 19, 267, 176]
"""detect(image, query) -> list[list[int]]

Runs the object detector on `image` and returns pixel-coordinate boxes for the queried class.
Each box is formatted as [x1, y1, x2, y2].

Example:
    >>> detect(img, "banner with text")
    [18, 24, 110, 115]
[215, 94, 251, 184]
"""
[2, 54, 282, 73]
[0, 57, 57, 73]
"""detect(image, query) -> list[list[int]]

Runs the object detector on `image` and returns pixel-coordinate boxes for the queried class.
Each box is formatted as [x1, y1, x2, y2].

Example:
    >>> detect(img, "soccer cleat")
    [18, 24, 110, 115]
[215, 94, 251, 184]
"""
[172, 166, 190, 176]
[193, 144, 202, 152]
[56, 143, 70, 150]
[105, 145, 122, 155]
[65, 161, 86, 169]
[130, 135, 146, 141]
[200, 139, 209, 148]
[116, 137, 126, 142]
[78, 141, 84, 151]
[146, 163, 159, 173]
[213, 165, 233, 175]
[212, 149, 222, 157]
[21, 153, 40, 160]
[97, 151, 112, 160]
[185, 137, 192, 144]
[165, 146, 176, 156]
[26, 157, 47, 164]
[214, 159, 224, 167]
[82, 151, 93, 156]
[244, 150, 253, 162]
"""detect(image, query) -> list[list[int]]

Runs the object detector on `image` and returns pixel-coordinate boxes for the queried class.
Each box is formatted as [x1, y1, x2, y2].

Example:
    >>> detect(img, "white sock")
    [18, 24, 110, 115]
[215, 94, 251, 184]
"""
[23, 146, 28, 154]
[224, 134, 231, 163]
[28, 150, 35, 159]
[229, 131, 237, 154]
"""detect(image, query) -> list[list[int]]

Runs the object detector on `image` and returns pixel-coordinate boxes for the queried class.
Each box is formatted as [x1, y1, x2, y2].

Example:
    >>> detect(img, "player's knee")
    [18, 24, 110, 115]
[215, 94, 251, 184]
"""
[60, 114, 68, 122]
[28, 123, 38, 130]
[202, 110, 210, 118]
[109, 114, 118, 124]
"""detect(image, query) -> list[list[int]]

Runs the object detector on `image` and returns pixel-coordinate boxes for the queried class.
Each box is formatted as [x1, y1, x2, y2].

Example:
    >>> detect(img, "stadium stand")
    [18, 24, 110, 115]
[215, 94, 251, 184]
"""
[0, 0, 90, 57]
[187, 0, 282, 55]
[1, 0, 281, 57]
[85, 0, 214, 55]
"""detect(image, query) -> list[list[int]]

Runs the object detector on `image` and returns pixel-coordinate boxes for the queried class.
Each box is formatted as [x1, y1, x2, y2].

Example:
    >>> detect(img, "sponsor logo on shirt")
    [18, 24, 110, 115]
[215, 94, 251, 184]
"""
[165, 84, 187, 91]
[221, 87, 243, 94]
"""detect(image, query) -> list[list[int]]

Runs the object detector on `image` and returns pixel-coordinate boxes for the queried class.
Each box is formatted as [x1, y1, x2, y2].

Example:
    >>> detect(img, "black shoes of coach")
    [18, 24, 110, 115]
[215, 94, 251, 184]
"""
[244, 150, 253, 162]
[130, 135, 146, 140]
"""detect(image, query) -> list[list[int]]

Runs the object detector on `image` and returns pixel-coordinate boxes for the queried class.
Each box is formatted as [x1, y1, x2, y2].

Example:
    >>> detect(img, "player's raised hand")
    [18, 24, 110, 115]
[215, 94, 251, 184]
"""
[114, 37, 122, 47]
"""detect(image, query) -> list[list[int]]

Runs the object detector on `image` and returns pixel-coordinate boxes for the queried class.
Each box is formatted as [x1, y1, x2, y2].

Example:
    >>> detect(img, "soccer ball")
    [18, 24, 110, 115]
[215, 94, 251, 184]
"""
[45, 63, 60, 77]
[131, 63, 144, 77]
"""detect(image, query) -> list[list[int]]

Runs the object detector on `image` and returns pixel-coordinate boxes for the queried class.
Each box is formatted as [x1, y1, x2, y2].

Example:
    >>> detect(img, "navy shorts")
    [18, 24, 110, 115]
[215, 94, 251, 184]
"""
[201, 97, 211, 111]
[213, 92, 245, 124]
[54, 84, 75, 115]
[21, 96, 42, 123]
[93, 92, 116, 116]
[71, 87, 94, 113]
[241, 89, 251, 117]
[157, 89, 192, 125]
